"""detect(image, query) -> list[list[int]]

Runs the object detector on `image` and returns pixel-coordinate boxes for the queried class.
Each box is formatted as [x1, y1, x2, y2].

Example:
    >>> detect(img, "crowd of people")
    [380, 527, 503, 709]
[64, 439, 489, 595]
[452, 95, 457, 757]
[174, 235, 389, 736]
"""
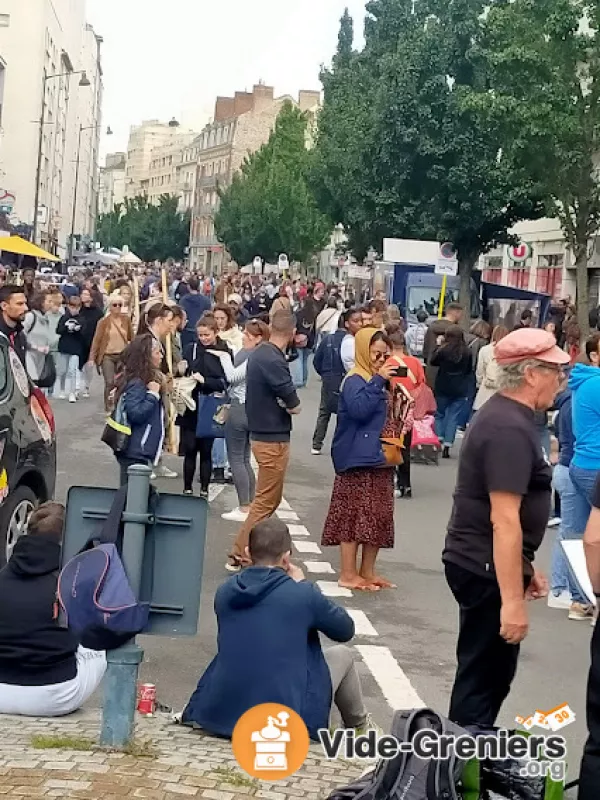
[4, 260, 600, 796]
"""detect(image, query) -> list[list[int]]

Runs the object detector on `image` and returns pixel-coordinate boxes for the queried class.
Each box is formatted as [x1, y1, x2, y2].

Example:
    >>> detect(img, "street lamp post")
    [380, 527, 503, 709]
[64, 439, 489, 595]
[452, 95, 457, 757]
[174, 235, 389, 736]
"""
[68, 123, 112, 264]
[32, 69, 91, 245]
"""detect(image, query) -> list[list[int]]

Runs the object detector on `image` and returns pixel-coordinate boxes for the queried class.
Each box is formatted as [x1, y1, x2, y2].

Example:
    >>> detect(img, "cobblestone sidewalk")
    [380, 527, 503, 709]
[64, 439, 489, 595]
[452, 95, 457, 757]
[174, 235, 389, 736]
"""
[0, 710, 362, 799]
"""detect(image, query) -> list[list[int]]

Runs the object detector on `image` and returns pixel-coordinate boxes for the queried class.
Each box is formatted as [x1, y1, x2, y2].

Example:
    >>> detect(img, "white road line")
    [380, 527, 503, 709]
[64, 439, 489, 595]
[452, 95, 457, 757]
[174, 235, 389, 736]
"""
[276, 509, 300, 522]
[278, 498, 292, 511]
[293, 540, 322, 554]
[356, 645, 424, 709]
[347, 610, 379, 637]
[288, 524, 311, 537]
[317, 581, 353, 598]
[303, 561, 335, 574]
[208, 485, 225, 502]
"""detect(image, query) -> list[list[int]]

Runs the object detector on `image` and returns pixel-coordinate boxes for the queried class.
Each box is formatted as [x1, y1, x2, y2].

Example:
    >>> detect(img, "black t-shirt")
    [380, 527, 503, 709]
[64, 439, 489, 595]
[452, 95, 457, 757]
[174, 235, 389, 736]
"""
[443, 393, 552, 579]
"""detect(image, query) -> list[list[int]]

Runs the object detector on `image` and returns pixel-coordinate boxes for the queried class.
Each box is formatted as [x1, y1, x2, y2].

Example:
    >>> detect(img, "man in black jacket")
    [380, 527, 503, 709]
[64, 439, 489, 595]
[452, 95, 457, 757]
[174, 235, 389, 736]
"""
[0, 502, 106, 716]
[311, 313, 348, 455]
[0, 284, 28, 367]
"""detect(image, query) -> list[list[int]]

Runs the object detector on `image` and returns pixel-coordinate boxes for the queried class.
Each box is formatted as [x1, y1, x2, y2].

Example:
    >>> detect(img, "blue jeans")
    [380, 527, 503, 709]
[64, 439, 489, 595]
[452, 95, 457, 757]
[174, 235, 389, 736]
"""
[435, 395, 465, 447]
[570, 464, 600, 510]
[55, 353, 81, 396]
[550, 464, 589, 603]
[291, 347, 312, 388]
[211, 437, 228, 469]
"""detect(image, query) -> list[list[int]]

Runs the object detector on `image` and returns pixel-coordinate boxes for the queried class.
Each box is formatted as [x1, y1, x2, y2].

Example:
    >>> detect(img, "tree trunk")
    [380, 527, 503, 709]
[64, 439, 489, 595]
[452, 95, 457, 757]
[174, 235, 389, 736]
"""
[575, 243, 590, 341]
[458, 252, 477, 330]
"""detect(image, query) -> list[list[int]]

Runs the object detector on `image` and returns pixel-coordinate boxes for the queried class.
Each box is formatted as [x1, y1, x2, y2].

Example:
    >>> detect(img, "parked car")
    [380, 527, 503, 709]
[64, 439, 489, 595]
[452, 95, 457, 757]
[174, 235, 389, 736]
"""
[0, 337, 56, 566]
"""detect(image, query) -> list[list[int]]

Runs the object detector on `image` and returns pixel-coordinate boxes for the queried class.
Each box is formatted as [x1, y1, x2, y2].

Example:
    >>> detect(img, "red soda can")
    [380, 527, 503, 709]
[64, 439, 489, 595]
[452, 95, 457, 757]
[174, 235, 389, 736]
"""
[137, 683, 156, 715]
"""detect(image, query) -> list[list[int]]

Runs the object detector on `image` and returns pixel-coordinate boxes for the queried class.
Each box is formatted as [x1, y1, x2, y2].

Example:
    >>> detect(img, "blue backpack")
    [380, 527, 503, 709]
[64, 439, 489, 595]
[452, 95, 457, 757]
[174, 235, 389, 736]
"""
[57, 486, 151, 651]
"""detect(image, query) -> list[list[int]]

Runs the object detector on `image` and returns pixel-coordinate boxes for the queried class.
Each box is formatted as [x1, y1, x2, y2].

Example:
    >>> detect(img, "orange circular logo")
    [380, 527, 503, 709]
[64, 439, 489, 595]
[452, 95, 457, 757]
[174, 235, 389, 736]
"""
[232, 703, 310, 780]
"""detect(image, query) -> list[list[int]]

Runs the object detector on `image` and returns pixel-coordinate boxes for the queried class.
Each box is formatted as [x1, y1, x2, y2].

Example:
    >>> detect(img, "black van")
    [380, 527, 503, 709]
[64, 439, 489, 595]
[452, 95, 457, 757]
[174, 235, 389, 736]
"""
[0, 337, 56, 566]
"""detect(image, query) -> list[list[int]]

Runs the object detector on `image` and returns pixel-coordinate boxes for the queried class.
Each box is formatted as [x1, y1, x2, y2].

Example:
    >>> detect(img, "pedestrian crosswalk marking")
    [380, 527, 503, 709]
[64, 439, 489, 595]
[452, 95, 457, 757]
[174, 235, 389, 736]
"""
[317, 581, 353, 598]
[288, 524, 311, 537]
[276, 509, 300, 522]
[347, 610, 379, 637]
[278, 498, 292, 510]
[208, 485, 225, 502]
[356, 645, 424, 709]
[303, 561, 335, 574]
[293, 540, 321, 554]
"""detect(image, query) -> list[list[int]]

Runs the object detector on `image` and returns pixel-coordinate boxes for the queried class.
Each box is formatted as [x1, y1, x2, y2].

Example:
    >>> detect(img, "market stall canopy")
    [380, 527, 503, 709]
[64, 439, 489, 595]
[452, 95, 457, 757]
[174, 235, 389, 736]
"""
[0, 236, 60, 262]
[118, 250, 142, 264]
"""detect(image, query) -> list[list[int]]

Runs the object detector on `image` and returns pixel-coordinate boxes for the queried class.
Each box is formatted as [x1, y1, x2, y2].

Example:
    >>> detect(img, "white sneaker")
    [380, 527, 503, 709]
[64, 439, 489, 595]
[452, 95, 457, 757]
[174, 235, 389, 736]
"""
[547, 590, 572, 610]
[82, 390, 90, 399]
[311, 448, 322, 455]
[221, 508, 249, 523]
[153, 465, 178, 479]
[68, 393, 76, 403]
[59, 392, 66, 400]
[547, 516, 561, 528]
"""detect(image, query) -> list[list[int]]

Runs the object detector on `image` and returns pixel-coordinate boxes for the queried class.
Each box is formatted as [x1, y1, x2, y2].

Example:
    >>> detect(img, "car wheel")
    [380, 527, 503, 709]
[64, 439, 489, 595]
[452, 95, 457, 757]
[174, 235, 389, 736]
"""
[0, 486, 38, 567]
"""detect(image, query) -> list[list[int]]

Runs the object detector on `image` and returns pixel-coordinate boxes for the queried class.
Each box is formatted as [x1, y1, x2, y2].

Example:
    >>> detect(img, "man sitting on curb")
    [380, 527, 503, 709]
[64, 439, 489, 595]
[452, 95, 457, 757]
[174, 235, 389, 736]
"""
[0, 502, 106, 716]
[182, 518, 377, 739]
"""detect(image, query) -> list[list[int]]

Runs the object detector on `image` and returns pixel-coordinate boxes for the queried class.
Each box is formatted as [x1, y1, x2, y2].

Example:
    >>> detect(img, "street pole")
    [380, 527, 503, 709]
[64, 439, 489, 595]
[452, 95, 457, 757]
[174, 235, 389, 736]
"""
[32, 74, 47, 245]
[100, 463, 151, 748]
[69, 124, 83, 265]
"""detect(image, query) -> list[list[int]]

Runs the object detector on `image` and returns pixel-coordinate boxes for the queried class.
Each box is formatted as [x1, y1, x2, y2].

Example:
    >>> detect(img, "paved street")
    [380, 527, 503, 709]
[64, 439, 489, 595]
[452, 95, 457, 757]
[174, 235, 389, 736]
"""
[53, 374, 590, 780]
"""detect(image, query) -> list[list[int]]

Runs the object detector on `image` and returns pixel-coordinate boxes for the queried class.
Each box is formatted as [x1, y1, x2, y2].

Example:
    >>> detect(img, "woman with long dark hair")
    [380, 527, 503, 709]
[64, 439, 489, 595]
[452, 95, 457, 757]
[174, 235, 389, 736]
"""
[177, 314, 231, 498]
[113, 335, 165, 486]
[430, 325, 472, 458]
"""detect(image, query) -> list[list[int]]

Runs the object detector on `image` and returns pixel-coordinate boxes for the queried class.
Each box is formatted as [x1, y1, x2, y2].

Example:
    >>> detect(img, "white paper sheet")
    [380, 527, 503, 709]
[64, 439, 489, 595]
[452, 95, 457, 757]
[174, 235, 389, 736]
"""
[561, 539, 597, 606]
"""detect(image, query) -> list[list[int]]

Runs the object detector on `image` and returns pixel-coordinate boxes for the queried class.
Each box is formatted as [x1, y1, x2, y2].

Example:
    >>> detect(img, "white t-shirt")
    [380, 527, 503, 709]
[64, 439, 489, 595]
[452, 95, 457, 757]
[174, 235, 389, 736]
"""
[340, 334, 355, 373]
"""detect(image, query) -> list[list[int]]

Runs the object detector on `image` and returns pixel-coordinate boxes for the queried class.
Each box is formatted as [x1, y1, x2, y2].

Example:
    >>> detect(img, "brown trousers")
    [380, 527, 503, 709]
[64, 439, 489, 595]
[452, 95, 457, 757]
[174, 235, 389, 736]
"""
[101, 354, 121, 412]
[231, 440, 291, 559]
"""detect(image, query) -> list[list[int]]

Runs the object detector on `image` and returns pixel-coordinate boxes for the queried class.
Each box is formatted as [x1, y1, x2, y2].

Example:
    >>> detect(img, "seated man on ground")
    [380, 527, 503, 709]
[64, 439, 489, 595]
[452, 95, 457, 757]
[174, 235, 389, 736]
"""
[0, 502, 106, 716]
[182, 518, 375, 739]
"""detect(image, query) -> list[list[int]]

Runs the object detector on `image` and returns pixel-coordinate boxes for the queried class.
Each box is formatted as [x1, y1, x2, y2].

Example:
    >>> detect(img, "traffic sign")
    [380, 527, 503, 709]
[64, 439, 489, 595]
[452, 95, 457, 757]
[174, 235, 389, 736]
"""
[435, 242, 458, 276]
[278, 253, 289, 270]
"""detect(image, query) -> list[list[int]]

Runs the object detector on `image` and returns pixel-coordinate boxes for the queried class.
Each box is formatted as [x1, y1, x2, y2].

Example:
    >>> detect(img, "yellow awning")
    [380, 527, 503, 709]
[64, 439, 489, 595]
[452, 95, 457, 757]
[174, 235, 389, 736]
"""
[0, 236, 60, 262]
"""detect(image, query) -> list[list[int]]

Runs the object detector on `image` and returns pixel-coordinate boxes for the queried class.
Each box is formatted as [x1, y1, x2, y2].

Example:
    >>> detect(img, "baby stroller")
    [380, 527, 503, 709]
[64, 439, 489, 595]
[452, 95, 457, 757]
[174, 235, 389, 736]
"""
[411, 383, 441, 466]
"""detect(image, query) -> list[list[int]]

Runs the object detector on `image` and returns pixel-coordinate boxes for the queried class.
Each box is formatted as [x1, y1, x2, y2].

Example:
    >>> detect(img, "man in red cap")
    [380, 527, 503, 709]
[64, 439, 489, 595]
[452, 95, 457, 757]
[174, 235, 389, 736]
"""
[442, 328, 570, 731]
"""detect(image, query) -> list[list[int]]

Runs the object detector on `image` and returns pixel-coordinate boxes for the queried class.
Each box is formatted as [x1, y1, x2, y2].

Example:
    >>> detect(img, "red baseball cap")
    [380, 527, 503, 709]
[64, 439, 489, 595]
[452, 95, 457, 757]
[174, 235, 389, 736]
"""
[495, 328, 571, 366]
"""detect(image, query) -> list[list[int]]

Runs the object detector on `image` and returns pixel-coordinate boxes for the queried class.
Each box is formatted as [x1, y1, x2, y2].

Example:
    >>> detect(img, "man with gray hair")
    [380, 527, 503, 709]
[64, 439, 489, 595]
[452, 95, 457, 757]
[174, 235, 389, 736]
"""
[442, 328, 570, 731]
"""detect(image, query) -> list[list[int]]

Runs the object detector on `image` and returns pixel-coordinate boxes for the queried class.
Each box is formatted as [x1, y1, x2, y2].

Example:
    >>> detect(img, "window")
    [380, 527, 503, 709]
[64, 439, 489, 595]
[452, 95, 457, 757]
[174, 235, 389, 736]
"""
[483, 255, 503, 284]
[536, 254, 564, 297]
[507, 265, 530, 290]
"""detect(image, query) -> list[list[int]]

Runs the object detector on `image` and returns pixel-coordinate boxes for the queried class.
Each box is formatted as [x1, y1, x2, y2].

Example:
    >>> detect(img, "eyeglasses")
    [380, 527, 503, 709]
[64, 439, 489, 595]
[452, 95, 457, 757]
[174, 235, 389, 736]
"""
[111, 303, 123, 308]
[372, 352, 387, 362]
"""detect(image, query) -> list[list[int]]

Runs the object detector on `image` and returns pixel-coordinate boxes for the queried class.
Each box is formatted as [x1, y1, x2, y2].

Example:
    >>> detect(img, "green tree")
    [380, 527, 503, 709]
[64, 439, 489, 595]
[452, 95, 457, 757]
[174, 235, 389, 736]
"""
[313, 2, 546, 314]
[97, 195, 190, 262]
[215, 102, 332, 265]
[462, 0, 600, 336]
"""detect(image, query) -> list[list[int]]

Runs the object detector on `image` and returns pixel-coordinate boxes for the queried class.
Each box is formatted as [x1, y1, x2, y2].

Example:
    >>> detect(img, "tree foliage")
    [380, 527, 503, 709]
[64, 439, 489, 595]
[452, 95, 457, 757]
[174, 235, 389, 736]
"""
[312, 2, 547, 310]
[461, 0, 600, 335]
[97, 195, 190, 262]
[214, 102, 332, 265]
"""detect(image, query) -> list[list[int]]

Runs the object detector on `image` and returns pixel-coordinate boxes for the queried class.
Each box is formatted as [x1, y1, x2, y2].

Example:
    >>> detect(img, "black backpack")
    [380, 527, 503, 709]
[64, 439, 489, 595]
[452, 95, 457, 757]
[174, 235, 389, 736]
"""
[326, 708, 467, 800]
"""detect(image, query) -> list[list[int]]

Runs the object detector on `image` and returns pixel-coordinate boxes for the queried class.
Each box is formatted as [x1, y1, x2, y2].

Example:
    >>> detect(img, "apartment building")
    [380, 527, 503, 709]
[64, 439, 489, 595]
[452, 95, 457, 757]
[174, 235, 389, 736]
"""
[98, 151, 126, 215]
[0, 0, 103, 254]
[176, 135, 202, 214]
[125, 119, 184, 199]
[144, 131, 197, 207]
[189, 85, 321, 274]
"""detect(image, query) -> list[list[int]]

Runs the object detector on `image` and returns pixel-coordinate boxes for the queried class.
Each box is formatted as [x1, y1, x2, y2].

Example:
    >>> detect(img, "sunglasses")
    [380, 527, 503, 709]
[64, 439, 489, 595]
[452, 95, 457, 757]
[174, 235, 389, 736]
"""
[111, 303, 123, 308]
[372, 352, 388, 362]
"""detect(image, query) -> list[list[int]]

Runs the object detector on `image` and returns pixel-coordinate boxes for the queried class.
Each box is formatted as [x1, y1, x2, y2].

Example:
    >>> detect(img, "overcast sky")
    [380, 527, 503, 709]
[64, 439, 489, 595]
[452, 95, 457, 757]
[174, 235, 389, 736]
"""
[86, 0, 367, 159]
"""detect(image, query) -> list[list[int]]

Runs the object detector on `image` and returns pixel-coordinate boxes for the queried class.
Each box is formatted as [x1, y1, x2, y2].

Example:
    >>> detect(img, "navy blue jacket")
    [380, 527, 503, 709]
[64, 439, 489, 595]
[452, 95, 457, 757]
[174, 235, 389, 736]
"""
[331, 373, 388, 474]
[182, 567, 354, 740]
[313, 329, 345, 378]
[556, 389, 574, 468]
[120, 379, 164, 463]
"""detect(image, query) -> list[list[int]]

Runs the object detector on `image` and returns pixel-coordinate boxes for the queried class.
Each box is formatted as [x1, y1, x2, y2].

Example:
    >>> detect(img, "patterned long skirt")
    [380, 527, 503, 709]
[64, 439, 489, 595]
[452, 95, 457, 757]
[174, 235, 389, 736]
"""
[321, 467, 395, 549]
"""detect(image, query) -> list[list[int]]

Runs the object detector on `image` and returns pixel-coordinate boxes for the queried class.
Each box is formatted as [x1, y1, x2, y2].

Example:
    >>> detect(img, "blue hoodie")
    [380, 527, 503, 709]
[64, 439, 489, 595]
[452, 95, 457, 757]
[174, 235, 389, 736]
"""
[182, 567, 354, 739]
[569, 364, 600, 469]
[555, 388, 574, 468]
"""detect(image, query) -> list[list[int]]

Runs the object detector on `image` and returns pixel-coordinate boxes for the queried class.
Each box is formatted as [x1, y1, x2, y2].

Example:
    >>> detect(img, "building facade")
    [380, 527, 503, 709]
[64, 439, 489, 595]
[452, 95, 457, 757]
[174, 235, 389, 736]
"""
[98, 151, 126, 215]
[0, 0, 103, 254]
[124, 120, 185, 199]
[145, 131, 196, 207]
[478, 217, 600, 307]
[189, 85, 321, 274]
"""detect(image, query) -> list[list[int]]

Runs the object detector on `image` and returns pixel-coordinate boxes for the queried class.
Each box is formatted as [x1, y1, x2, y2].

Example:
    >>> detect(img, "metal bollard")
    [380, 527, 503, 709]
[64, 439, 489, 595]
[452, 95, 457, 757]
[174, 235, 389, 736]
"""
[100, 464, 152, 747]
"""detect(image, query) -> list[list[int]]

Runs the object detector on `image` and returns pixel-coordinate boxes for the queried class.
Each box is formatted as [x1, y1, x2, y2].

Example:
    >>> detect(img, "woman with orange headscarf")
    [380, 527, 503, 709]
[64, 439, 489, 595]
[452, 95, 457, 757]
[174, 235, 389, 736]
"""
[321, 327, 410, 591]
